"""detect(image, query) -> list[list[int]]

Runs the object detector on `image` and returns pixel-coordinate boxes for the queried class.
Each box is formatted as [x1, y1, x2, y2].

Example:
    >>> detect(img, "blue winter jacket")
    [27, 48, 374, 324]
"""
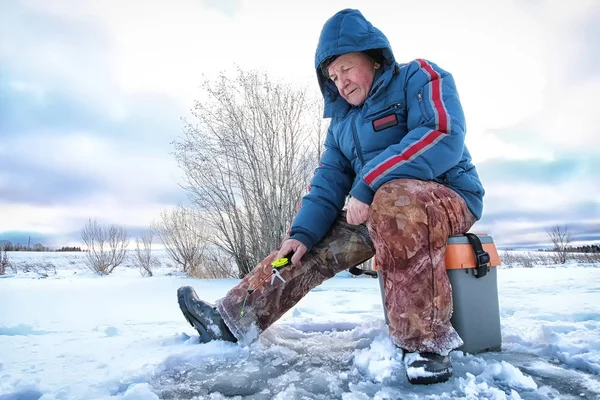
[289, 9, 484, 251]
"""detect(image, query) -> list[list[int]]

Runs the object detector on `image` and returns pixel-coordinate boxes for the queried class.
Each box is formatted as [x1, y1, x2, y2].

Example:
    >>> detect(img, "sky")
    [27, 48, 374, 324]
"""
[1, 0, 599, 249]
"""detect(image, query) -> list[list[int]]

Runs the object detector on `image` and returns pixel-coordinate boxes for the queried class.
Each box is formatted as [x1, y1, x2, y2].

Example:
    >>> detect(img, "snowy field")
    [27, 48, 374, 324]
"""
[1, 252, 599, 400]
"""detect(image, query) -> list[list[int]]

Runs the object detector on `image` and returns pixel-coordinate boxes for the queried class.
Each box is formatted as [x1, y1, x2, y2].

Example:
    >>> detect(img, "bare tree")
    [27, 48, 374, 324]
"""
[307, 93, 328, 164]
[202, 248, 239, 279]
[82, 218, 130, 274]
[547, 224, 571, 264]
[133, 230, 158, 277]
[0, 248, 8, 275]
[174, 68, 324, 277]
[154, 206, 208, 275]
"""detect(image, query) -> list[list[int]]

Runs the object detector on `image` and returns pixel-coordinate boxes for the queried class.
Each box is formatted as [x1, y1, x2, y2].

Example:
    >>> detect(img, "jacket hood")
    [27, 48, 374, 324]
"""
[315, 9, 396, 118]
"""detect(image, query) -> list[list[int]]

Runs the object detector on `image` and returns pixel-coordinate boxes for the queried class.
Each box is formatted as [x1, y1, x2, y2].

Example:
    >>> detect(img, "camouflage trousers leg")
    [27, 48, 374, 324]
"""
[216, 213, 376, 342]
[369, 179, 477, 355]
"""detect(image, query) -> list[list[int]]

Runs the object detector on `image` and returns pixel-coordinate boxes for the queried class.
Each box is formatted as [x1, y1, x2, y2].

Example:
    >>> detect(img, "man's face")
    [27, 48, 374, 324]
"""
[327, 52, 379, 106]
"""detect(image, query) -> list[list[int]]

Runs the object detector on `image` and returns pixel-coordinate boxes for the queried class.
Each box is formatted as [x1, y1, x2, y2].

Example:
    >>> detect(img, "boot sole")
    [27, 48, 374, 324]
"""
[177, 287, 213, 342]
[407, 369, 452, 385]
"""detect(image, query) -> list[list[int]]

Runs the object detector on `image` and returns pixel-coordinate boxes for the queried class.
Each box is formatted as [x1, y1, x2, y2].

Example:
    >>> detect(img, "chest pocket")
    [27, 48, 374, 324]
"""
[365, 102, 407, 133]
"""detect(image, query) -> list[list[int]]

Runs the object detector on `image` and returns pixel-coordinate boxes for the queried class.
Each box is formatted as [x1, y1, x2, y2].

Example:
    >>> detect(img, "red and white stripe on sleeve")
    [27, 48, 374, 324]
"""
[364, 59, 451, 186]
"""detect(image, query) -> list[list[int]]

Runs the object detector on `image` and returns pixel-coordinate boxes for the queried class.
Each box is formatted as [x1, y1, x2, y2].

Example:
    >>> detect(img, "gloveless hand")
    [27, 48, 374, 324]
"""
[276, 239, 307, 266]
[346, 197, 370, 225]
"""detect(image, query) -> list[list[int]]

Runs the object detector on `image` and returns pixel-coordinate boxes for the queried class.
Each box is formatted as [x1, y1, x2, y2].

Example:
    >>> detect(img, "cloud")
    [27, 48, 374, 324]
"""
[473, 0, 600, 160]
[1, 73, 106, 135]
[1, 129, 184, 201]
[0, 157, 104, 206]
[474, 156, 599, 248]
[0, 231, 61, 247]
[2, 0, 249, 106]
[0, 224, 161, 249]
[523, 0, 600, 84]
[0, 199, 182, 247]
[1, 53, 188, 202]
[202, 0, 242, 17]
[473, 218, 600, 249]
[7, 81, 45, 103]
[477, 157, 599, 185]
[0, 29, 188, 248]
[579, 8, 600, 80]
[0, 2, 128, 119]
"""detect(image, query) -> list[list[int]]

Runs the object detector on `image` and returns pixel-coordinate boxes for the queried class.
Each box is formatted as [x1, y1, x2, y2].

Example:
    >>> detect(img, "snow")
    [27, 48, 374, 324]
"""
[1, 252, 599, 399]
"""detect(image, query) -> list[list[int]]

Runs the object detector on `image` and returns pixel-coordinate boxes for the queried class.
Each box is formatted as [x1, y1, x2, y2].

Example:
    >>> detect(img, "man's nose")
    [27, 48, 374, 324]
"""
[337, 75, 349, 90]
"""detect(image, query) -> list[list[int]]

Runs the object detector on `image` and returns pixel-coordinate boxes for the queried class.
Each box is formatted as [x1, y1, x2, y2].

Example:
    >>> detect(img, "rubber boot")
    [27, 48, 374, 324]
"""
[403, 352, 453, 385]
[177, 286, 237, 343]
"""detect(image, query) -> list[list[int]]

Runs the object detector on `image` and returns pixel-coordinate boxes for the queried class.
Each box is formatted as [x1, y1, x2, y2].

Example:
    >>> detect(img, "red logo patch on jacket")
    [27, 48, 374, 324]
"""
[372, 114, 398, 132]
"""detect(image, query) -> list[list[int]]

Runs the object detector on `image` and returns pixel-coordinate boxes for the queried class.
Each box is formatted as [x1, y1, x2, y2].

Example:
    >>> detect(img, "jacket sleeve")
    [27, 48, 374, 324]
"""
[289, 125, 354, 251]
[350, 59, 466, 205]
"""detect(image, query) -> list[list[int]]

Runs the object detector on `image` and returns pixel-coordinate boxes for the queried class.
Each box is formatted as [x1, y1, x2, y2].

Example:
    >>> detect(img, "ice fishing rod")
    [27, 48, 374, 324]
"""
[239, 252, 294, 317]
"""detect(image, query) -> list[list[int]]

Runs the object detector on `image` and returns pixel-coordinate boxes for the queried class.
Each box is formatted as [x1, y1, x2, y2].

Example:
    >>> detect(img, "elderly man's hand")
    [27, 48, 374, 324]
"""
[276, 239, 307, 266]
[346, 197, 370, 225]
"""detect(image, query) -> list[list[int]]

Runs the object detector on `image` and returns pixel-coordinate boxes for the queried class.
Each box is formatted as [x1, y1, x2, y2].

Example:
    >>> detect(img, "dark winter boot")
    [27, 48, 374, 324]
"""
[177, 286, 237, 343]
[403, 352, 453, 385]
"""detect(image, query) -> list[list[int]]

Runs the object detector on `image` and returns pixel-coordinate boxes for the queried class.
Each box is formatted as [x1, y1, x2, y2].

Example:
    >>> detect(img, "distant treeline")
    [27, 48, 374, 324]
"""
[565, 245, 600, 253]
[56, 246, 83, 252]
[538, 244, 600, 253]
[0, 241, 83, 252]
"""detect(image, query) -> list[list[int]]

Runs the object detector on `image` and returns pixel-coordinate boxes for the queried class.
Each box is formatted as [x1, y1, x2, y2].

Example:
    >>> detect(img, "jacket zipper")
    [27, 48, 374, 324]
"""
[351, 112, 366, 167]
[368, 80, 383, 97]
[365, 102, 403, 121]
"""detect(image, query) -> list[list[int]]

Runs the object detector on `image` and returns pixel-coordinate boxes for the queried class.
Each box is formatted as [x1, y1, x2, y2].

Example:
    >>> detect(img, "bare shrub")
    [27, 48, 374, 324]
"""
[199, 248, 239, 279]
[17, 262, 57, 277]
[569, 252, 600, 264]
[0, 248, 8, 275]
[501, 251, 550, 268]
[174, 69, 323, 278]
[547, 224, 571, 264]
[154, 206, 208, 275]
[133, 230, 158, 277]
[82, 218, 129, 274]
[508, 251, 533, 268]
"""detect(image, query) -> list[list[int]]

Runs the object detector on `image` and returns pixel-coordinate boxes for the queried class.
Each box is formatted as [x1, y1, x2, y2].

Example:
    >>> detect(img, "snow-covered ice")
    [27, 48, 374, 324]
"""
[1, 252, 599, 399]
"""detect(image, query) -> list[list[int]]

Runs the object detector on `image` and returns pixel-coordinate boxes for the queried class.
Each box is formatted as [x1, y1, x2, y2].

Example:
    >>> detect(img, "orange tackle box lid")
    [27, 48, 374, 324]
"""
[445, 234, 501, 270]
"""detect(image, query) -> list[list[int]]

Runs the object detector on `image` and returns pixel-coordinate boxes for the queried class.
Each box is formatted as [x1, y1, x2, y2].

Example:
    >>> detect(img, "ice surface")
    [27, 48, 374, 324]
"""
[0, 252, 599, 399]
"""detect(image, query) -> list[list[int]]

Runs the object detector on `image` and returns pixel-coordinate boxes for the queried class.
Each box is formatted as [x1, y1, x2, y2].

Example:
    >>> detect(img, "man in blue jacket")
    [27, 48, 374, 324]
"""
[178, 9, 484, 385]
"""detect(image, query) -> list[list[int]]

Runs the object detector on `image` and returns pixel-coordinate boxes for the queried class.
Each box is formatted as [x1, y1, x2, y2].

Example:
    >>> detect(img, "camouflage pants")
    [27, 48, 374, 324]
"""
[216, 179, 476, 354]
